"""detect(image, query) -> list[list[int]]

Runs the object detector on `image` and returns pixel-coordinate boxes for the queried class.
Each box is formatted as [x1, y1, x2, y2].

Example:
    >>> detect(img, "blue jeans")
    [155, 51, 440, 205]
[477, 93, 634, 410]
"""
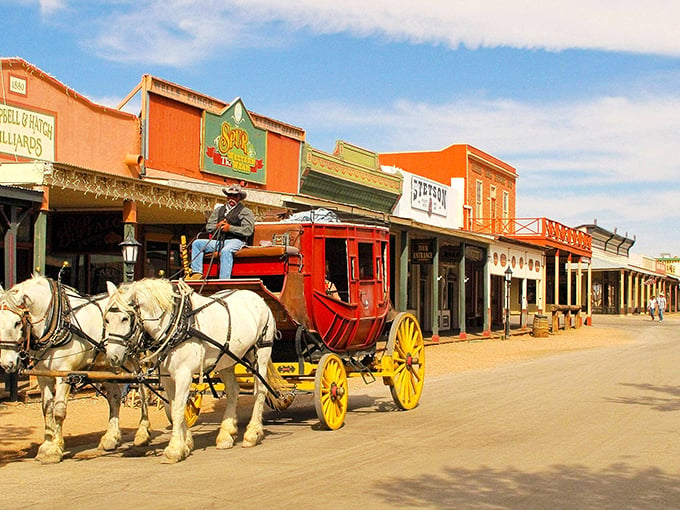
[191, 238, 245, 279]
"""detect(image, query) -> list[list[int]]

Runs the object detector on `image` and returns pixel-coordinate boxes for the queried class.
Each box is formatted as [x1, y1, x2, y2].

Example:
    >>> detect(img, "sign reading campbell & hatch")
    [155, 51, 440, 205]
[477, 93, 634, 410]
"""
[0, 103, 55, 161]
[202, 98, 266, 184]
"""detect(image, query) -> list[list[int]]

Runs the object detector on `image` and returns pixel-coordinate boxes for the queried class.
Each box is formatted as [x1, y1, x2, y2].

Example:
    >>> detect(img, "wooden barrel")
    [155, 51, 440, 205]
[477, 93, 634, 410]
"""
[532, 314, 549, 337]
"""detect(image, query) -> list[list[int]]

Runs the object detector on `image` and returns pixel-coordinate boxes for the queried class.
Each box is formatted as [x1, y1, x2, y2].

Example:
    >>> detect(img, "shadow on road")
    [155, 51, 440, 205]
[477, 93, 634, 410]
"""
[374, 463, 680, 509]
[605, 383, 680, 412]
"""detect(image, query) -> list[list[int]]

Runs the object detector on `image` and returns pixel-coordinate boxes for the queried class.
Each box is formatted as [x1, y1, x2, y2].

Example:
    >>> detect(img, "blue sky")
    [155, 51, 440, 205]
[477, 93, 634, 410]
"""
[3, 0, 680, 257]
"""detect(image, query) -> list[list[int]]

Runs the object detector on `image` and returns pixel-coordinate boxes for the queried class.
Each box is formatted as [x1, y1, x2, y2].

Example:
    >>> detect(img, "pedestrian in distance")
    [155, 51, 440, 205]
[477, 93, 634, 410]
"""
[648, 295, 657, 320]
[657, 293, 666, 321]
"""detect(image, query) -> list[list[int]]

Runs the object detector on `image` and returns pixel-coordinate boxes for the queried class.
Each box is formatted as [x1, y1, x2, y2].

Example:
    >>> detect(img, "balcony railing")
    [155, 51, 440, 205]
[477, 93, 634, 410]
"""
[469, 217, 592, 254]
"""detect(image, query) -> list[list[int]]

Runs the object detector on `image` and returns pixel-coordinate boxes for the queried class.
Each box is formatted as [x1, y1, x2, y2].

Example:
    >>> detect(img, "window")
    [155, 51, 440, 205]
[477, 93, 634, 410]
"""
[502, 191, 510, 232]
[325, 238, 349, 301]
[475, 180, 483, 219]
[358, 242, 374, 280]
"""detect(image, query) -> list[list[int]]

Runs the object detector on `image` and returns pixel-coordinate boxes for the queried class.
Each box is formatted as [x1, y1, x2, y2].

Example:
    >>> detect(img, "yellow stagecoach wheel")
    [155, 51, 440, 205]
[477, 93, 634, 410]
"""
[314, 353, 348, 430]
[387, 312, 425, 410]
[184, 392, 203, 428]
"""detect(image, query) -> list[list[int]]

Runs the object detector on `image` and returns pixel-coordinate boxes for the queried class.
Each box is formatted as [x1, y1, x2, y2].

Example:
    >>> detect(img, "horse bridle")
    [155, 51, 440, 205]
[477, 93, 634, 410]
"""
[105, 302, 148, 356]
[0, 300, 31, 356]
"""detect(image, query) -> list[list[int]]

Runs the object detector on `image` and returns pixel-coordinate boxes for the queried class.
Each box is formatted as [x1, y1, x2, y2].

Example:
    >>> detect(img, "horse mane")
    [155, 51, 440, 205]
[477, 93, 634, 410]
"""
[111, 278, 179, 316]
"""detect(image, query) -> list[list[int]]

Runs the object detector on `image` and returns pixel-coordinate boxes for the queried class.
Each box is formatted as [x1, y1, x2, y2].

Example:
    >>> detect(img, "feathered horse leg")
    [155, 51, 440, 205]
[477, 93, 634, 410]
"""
[216, 366, 239, 449]
[161, 369, 192, 464]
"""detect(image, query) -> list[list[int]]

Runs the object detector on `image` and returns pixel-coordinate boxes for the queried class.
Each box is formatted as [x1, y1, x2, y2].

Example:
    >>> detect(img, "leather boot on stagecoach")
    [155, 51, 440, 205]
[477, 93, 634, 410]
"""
[186, 273, 204, 281]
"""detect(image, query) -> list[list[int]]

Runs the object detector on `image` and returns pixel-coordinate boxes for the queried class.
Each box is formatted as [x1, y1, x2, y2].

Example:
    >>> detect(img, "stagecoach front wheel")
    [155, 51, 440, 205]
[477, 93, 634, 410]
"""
[314, 353, 348, 430]
[386, 312, 425, 410]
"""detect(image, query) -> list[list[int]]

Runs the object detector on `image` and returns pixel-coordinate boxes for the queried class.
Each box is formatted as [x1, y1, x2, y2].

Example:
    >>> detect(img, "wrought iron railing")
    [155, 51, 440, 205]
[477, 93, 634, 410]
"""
[469, 217, 592, 252]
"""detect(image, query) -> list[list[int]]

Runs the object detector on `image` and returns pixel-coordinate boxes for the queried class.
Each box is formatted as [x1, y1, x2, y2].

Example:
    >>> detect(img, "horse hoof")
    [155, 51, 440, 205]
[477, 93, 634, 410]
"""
[216, 440, 234, 450]
[39, 454, 63, 464]
[242, 430, 263, 448]
[98, 434, 121, 451]
[133, 430, 151, 447]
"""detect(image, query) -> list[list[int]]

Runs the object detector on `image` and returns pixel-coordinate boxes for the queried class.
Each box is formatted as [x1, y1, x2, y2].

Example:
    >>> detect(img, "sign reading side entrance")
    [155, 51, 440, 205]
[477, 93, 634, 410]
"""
[411, 238, 434, 264]
[50, 213, 123, 253]
[202, 98, 267, 184]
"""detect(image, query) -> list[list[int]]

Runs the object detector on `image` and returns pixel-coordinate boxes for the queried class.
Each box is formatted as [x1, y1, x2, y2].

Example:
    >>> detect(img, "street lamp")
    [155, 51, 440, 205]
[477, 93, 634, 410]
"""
[119, 233, 141, 282]
[504, 266, 513, 339]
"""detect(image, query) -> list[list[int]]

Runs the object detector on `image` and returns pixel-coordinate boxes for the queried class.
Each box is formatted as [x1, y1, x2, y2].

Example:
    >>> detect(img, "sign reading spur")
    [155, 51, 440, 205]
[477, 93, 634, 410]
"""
[202, 98, 266, 184]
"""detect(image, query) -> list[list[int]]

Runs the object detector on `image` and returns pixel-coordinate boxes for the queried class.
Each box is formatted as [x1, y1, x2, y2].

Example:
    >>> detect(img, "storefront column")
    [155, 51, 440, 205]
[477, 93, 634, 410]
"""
[586, 261, 593, 325]
[399, 231, 409, 312]
[576, 258, 583, 309]
[458, 242, 467, 339]
[431, 237, 439, 342]
[619, 270, 625, 316]
[626, 271, 633, 315]
[566, 253, 572, 306]
[483, 252, 490, 336]
[520, 277, 528, 328]
[554, 250, 560, 306]
[539, 255, 546, 315]
[633, 273, 639, 314]
[32, 186, 49, 276]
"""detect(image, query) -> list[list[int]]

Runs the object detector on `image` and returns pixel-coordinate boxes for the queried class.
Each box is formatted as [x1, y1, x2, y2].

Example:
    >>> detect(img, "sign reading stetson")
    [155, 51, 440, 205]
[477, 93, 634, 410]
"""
[0, 103, 55, 161]
[202, 98, 266, 184]
[411, 175, 447, 217]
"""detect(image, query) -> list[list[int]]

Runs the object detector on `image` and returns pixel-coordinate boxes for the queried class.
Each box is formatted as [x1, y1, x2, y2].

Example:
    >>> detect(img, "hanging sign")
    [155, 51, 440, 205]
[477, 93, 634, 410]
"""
[202, 98, 266, 184]
[411, 238, 434, 264]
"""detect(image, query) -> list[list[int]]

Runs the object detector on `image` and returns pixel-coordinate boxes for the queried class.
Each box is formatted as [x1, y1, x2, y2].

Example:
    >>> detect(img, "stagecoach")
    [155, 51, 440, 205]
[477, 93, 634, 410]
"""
[0, 215, 425, 463]
[183, 217, 426, 430]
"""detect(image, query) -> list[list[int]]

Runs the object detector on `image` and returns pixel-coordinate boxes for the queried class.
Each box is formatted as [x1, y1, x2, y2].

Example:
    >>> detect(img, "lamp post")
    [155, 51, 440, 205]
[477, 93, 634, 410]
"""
[504, 266, 513, 339]
[119, 233, 141, 283]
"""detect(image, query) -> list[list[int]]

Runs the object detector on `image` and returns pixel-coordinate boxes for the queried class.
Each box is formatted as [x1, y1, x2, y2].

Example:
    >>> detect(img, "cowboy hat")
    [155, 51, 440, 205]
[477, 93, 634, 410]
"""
[222, 184, 247, 199]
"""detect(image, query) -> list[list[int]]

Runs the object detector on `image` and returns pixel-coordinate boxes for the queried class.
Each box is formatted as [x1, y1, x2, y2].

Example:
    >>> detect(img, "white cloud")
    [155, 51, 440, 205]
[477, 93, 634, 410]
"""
[78, 0, 680, 65]
[276, 91, 680, 257]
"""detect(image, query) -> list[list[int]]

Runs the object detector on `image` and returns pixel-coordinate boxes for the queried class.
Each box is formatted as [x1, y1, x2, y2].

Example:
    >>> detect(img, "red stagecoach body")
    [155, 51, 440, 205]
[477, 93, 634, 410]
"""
[190, 220, 391, 354]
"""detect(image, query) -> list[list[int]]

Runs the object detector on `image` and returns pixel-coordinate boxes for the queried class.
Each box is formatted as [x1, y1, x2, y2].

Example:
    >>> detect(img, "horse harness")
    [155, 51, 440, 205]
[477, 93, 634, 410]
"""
[109, 285, 277, 395]
[0, 279, 108, 366]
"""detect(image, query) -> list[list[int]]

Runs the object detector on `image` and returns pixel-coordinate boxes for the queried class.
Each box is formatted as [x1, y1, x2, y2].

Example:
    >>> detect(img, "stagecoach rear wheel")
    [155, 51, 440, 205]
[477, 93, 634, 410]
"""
[314, 353, 348, 430]
[386, 312, 425, 410]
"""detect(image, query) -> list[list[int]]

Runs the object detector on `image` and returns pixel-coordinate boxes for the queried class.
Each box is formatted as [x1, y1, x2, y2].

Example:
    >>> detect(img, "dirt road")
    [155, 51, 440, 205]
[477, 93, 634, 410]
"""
[2, 314, 676, 509]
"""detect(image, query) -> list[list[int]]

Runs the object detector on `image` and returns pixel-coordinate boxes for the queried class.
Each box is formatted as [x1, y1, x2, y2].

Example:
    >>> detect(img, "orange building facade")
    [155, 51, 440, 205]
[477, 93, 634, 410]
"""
[0, 59, 306, 292]
[381, 144, 517, 231]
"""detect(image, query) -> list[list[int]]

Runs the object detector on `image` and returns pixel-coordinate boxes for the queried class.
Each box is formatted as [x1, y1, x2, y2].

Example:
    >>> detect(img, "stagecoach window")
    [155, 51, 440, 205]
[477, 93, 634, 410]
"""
[358, 243, 374, 280]
[325, 238, 349, 301]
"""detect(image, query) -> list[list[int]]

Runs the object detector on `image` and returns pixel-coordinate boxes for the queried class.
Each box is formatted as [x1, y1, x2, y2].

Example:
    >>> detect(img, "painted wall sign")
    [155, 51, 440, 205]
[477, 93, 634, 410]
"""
[9, 75, 27, 96]
[411, 175, 447, 217]
[0, 103, 55, 161]
[202, 98, 266, 184]
[411, 238, 434, 264]
[50, 212, 123, 254]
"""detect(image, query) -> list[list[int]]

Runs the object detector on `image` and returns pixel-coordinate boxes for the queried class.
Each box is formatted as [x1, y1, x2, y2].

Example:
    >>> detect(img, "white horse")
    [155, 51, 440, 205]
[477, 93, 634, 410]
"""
[0, 275, 151, 463]
[103, 278, 286, 463]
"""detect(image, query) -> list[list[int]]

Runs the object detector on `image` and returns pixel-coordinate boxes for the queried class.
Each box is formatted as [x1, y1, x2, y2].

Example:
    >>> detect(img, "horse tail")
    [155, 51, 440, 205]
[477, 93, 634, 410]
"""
[264, 360, 295, 411]
[263, 307, 295, 410]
